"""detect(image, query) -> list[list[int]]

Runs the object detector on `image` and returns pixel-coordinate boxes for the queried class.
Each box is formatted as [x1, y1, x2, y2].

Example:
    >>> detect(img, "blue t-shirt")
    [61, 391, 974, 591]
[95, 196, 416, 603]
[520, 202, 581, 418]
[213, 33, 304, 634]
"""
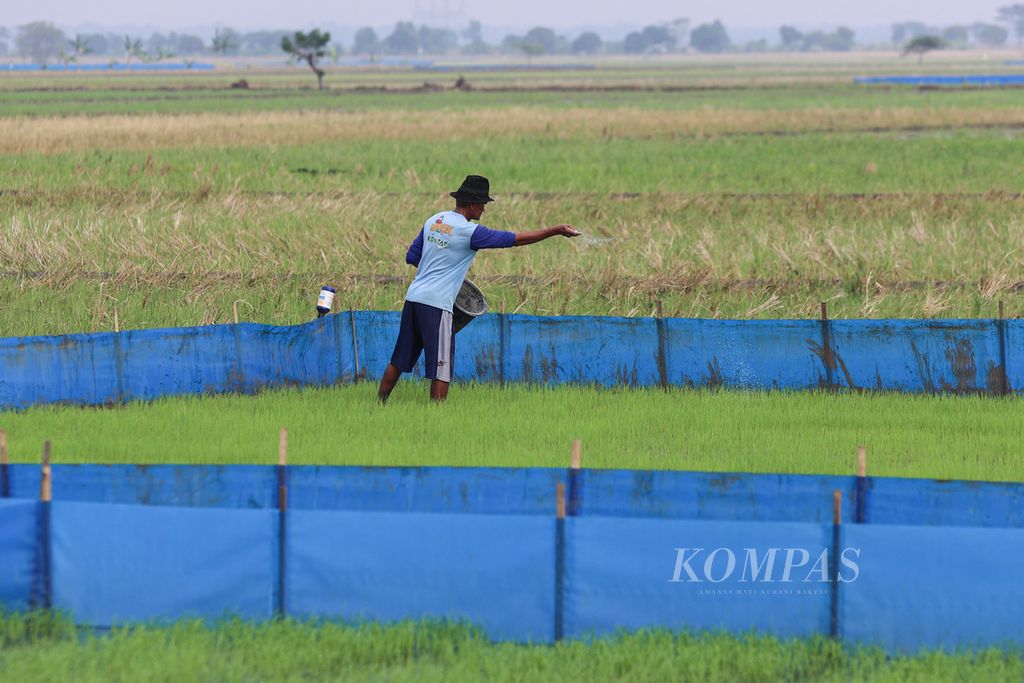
[404, 211, 516, 312]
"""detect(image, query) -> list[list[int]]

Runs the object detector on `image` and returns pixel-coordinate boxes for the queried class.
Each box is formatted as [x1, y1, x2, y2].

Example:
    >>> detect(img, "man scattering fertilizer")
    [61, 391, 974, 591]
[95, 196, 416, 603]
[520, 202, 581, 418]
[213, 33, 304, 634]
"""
[377, 175, 579, 403]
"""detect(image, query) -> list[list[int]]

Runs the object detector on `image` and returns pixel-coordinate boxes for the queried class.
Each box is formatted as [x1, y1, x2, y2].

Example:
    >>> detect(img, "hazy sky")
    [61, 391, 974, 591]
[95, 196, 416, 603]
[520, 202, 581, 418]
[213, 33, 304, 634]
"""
[1, 0, 1011, 32]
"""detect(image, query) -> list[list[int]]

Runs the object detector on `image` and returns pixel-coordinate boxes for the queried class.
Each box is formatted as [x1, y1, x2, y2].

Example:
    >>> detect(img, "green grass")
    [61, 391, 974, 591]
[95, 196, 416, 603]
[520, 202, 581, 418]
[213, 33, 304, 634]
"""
[5, 82, 1024, 117]
[1, 383, 1020, 482]
[3, 135, 1024, 336]
[5, 131, 1024, 194]
[0, 612, 1020, 683]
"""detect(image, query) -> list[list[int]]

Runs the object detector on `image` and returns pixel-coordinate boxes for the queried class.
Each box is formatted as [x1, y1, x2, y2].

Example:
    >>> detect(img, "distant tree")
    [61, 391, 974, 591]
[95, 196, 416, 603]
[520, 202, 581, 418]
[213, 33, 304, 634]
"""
[999, 4, 1024, 45]
[891, 22, 928, 45]
[779, 25, 802, 49]
[281, 29, 331, 89]
[668, 18, 689, 50]
[571, 31, 603, 54]
[16, 22, 68, 64]
[177, 34, 205, 55]
[383, 22, 419, 54]
[972, 22, 1009, 47]
[997, 4, 1024, 44]
[799, 27, 855, 52]
[903, 35, 944, 62]
[623, 31, 646, 54]
[642, 25, 675, 52]
[496, 34, 518, 54]
[417, 25, 458, 54]
[519, 42, 544, 62]
[743, 39, 768, 53]
[942, 25, 969, 47]
[353, 27, 379, 56]
[462, 20, 482, 44]
[123, 35, 145, 64]
[523, 26, 558, 53]
[211, 28, 238, 55]
[327, 43, 344, 64]
[826, 27, 855, 51]
[623, 25, 674, 54]
[461, 37, 490, 54]
[70, 33, 92, 57]
[689, 21, 730, 53]
[240, 31, 290, 55]
[0, 28, 8, 55]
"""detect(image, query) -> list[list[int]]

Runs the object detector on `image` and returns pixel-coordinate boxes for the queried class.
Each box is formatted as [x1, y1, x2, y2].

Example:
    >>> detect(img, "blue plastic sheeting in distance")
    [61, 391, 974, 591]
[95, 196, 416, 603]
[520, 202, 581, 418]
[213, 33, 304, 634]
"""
[0, 316, 356, 409]
[855, 75, 1024, 86]
[0, 500, 36, 610]
[351, 310, 411, 380]
[843, 523, 1024, 652]
[506, 315, 662, 386]
[0, 330, 123, 406]
[666, 319, 826, 389]
[829, 320, 1003, 392]
[3, 63, 215, 71]
[52, 501, 277, 625]
[566, 517, 833, 639]
[287, 510, 556, 642]
[2, 312, 1023, 410]
[288, 466, 565, 515]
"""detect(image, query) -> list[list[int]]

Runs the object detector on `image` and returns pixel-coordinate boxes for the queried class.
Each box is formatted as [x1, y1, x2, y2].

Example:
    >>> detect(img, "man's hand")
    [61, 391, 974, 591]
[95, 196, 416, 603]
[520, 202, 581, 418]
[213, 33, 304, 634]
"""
[553, 224, 581, 238]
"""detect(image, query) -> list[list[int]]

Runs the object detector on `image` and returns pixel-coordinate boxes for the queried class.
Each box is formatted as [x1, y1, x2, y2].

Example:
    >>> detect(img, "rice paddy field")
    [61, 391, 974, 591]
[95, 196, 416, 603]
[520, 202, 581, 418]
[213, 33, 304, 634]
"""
[1, 383, 1022, 482]
[2, 53, 1024, 680]
[2, 54, 1024, 336]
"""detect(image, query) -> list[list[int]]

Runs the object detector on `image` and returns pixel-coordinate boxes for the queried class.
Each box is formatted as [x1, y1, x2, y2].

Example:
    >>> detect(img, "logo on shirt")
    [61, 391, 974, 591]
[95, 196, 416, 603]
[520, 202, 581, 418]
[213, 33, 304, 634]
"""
[430, 218, 454, 236]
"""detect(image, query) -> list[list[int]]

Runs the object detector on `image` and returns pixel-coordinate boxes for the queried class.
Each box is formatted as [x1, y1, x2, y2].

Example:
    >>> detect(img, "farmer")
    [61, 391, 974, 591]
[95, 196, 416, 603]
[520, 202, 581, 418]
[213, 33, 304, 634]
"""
[377, 175, 579, 403]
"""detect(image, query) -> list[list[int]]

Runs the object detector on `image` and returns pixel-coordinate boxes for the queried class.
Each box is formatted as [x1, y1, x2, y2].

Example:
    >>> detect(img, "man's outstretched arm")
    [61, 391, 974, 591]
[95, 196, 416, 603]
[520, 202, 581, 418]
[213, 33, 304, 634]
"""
[514, 224, 580, 246]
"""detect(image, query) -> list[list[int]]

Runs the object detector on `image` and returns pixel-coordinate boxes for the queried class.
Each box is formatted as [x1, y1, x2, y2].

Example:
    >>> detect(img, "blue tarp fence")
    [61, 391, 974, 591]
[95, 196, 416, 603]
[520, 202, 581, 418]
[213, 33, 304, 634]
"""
[0, 464, 1022, 652]
[3, 63, 214, 72]
[855, 74, 1024, 86]
[0, 313, 1020, 409]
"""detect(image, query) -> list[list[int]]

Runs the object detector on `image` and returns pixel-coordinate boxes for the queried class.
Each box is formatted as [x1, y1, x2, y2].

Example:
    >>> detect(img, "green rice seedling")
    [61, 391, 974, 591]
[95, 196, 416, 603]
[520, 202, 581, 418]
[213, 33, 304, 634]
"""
[1, 383, 1020, 482]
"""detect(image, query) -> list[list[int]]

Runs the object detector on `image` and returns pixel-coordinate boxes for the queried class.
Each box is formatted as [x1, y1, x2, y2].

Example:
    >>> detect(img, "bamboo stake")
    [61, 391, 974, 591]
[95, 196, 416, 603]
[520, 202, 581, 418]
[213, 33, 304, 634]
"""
[571, 439, 582, 470]
[40, 441, 52, 503]
[832, 489, 842, 525]
[656, 300, 664, 319]
[999, 300, 1005, 320]
[113, 307, 120, 333]
[820, 301, 828, 321]
[0, 429, 7, 466]
[556, 482, 566, 519]
[233, 301, 240, 324]
[856, 445, 867, 478]
[278, 427, 288, 466]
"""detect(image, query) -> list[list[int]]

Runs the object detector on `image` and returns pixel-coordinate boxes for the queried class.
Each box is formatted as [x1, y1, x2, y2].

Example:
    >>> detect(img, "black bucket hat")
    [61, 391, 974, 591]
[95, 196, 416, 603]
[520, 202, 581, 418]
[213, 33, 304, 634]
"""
[450, 175, 495, 204]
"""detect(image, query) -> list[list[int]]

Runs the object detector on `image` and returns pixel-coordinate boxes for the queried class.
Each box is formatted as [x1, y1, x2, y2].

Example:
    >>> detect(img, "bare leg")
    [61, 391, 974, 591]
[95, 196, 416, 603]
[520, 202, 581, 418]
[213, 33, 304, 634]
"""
[430, 379, 449, 402]
[378, 363, 402, 403]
